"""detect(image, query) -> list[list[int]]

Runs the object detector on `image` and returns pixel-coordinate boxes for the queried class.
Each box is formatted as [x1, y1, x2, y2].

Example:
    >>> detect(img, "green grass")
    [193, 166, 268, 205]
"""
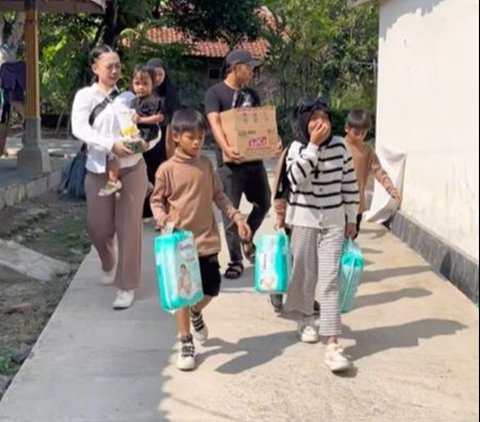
[0, 347, 18, 376]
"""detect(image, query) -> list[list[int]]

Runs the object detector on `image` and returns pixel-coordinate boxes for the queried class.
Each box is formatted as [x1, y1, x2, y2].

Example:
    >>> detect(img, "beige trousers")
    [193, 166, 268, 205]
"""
[85, 160, 148, 290]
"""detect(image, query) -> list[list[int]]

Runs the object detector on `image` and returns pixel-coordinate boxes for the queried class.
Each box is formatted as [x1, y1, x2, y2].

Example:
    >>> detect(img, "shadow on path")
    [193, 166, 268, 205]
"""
[343, 318, 467, 361]
[196, 331, 297, 374]
[362, 265, 431, 283]
[354, 287, 432, 309]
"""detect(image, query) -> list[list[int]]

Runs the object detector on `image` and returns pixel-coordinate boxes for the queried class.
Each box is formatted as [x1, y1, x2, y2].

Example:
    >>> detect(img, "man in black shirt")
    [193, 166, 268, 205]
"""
[205, 49, 276, 279]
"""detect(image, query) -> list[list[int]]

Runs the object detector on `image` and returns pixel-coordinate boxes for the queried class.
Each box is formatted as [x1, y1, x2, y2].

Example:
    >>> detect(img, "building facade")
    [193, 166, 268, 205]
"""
[375, 0, 479, 300]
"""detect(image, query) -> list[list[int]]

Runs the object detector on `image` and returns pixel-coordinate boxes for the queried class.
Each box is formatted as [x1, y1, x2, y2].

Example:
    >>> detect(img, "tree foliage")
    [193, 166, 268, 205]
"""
[39, 14, 99, 117]
[165, 0, 262, 47]
[260, 0, 378, 136]
[102, 0, 160, 46]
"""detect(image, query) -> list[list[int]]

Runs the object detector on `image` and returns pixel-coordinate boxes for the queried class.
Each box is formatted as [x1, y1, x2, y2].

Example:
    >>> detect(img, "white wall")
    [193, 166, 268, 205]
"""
[376, 0, 479, 261]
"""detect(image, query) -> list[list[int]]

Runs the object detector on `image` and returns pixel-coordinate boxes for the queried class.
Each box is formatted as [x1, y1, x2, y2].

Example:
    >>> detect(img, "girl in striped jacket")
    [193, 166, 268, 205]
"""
[277, 98, 359, 372]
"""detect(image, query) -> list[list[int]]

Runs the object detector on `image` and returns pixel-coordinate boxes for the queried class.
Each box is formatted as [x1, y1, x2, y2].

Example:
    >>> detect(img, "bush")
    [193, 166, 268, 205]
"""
[330, 109, 350, 137]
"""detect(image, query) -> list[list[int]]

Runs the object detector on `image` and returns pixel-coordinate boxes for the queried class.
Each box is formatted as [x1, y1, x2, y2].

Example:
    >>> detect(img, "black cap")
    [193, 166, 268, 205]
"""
[225, 49, 262, 69]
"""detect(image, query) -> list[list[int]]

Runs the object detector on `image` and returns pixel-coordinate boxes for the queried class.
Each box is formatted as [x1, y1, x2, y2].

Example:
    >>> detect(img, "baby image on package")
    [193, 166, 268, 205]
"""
[154, 231, 204, 312]
[178, 264, 195, 299]
[254, 232, 291, 294]
[113, 101, 144, 154]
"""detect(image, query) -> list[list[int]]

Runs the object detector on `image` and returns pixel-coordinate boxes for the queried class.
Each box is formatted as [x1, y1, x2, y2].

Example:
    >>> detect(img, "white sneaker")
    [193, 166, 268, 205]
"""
[101, 243, 118, 285]
[177, 337, 195, 371]
[113, 290, 135, 310]
[297, 319, 319, 343]
[324, 343, 352, 373]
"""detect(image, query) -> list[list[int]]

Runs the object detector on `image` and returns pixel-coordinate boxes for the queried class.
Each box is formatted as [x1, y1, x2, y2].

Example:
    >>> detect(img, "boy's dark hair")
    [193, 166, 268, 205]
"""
[346, 109, 373, 131]
[131, 65, 156, 86]
[171, 109, 208, 134]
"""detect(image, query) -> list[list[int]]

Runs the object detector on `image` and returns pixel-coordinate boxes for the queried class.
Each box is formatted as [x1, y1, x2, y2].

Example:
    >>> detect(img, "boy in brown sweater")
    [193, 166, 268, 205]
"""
[344, 109, 401, 235]
[150, 109, 251, 371]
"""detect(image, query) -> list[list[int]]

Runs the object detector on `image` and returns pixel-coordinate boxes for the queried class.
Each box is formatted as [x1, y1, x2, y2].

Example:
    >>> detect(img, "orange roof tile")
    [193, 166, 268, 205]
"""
[146, 27, 269, 60]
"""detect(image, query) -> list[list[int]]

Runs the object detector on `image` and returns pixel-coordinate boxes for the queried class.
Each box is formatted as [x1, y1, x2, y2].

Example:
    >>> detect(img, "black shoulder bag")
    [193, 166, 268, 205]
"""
[59, 89, 120, 199]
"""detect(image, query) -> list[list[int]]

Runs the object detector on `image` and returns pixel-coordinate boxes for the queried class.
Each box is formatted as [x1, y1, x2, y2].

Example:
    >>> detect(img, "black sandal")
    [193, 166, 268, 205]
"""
[224, 262, 244, 279]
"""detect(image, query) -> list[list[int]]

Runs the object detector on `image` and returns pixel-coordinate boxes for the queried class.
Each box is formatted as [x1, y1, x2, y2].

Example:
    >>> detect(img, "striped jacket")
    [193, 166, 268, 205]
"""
[285, 136, 360, 229]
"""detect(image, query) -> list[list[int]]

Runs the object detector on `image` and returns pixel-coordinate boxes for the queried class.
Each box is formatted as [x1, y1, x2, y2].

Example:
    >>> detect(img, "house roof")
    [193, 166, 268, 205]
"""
[146, 27, 269, 60]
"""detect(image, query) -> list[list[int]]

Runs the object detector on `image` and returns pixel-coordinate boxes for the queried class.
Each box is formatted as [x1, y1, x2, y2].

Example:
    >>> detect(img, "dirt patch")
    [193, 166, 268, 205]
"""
[0, 191, 89, 396]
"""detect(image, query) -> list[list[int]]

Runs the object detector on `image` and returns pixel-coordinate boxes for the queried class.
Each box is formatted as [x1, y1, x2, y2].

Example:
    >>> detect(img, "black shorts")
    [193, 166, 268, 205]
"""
[199, 254, 222, 297]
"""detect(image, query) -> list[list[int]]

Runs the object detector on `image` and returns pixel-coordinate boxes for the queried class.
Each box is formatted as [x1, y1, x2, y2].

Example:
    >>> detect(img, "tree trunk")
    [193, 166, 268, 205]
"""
[67, 115, 72, 139]
[55, 112, 64, 136]
[103, 0, 121, 47]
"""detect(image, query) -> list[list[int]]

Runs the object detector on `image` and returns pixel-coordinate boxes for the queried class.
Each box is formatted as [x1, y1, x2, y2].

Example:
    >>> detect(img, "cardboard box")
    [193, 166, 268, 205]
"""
[220, 106, 278, 162]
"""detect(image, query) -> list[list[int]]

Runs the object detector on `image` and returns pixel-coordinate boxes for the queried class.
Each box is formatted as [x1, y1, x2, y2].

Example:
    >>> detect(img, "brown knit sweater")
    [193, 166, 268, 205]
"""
[150, 148, 241, 256]
[346, 139, 398, 213]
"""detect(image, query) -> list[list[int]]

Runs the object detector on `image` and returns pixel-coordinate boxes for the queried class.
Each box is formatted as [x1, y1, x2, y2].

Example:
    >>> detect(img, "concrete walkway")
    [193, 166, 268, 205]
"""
[0, 199, 478, 421]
